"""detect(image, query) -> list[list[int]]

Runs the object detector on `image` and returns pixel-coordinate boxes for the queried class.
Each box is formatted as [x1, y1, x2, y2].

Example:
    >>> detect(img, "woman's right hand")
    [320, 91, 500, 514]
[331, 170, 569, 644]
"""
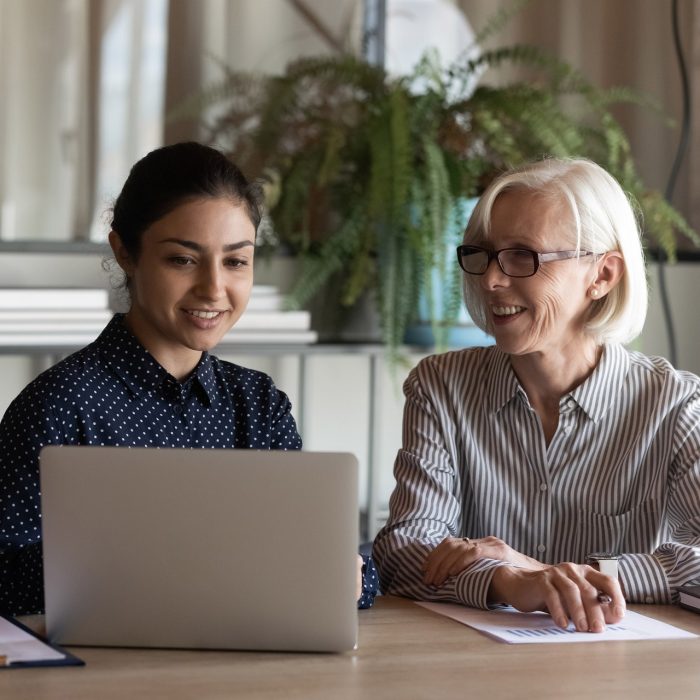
[489, 562, 626, 633]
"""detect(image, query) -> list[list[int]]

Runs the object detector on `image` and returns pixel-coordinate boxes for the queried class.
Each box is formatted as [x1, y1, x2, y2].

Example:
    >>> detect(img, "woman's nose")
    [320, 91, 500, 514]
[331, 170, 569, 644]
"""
[479, 256, 509, 290]
[195, 264, 225, 299]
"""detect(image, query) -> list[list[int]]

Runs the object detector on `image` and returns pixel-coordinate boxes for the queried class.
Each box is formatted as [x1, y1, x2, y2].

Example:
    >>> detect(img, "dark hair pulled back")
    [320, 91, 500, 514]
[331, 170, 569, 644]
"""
[110, 142, 262, 259]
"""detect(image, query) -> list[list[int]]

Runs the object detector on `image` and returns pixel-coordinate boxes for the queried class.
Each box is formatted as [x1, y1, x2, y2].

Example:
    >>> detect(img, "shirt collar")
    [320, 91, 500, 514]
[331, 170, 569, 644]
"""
[484, 343, 629, 421]
[569, 343, 629, 421]
[96, 314, 218, 405]
[484, 346, 523, 414]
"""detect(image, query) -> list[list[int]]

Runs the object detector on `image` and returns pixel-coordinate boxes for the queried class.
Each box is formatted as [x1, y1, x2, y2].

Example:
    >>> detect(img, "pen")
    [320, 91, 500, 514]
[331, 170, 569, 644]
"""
[597, 593, 612, 605]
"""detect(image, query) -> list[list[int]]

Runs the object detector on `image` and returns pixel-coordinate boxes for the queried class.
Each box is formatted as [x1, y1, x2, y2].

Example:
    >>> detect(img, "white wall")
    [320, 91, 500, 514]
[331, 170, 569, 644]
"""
[642, 262, 700, 376]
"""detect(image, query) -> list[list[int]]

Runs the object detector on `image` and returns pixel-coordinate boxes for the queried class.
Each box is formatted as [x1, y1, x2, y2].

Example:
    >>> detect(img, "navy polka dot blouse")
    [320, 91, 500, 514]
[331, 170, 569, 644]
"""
[0, 314, 378, 615]
[0, 313, 306, 616]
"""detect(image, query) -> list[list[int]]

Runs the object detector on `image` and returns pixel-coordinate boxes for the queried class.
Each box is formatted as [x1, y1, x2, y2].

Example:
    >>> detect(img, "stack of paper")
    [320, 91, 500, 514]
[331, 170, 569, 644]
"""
[225, 285, 317, 344]
[0, 286, 317, 347]
[0, 288, 111, 347]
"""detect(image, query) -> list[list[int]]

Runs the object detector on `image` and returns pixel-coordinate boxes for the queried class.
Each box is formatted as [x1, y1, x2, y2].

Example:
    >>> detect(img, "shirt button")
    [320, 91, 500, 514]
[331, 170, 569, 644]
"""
[537, 544, 546, 554]
[173, 405, 182, 414]
[563, 426, 572, 435]
[645, 596, 654, 604]
[539, 483, 548, 492]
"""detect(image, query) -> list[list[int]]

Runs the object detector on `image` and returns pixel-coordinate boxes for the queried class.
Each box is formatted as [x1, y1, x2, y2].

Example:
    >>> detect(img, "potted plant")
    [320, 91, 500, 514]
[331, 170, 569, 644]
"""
[177, 18, 697, 361]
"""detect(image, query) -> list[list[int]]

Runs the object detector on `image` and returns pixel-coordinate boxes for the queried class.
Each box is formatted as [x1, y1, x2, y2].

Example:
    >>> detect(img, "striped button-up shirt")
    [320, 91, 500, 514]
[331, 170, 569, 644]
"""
[373, 343, 700, 608]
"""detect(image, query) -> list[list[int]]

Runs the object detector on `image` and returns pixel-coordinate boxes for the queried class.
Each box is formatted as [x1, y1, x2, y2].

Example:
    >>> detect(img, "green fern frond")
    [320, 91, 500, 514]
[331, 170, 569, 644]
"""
[285, 208, 367, 310]
[368, 110, 394, 221]
[637, 191, 700, 261]
[341, 245, 375, 307]
[462, 44, 583, 86]
[318, 126, 346, 187]
[274, 153, 324, 248]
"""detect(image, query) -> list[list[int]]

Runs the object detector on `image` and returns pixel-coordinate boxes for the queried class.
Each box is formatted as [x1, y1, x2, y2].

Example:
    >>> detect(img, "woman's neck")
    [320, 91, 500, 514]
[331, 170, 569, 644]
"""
[509, 340, 602, 445]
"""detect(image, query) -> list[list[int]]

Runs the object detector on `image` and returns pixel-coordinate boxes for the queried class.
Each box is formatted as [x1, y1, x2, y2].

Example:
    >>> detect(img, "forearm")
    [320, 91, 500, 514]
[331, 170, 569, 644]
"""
[632, 425, 700, 603]
[373, 528, 509, 608]
[620, 543, 700, 604]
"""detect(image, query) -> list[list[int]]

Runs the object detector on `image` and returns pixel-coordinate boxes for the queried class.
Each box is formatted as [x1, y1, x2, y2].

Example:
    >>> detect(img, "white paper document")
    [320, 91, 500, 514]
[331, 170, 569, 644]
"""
[416, 601, 698, 644]
[0, 616, 66, 664]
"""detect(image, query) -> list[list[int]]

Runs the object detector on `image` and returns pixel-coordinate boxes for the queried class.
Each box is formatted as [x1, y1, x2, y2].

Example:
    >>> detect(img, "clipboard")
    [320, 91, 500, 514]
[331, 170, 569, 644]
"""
[0, 614, 84, 668]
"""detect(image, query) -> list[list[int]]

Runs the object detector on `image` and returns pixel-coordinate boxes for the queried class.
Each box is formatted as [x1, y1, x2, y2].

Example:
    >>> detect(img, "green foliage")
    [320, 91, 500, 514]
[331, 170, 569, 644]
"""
[180, 9, 696, 358]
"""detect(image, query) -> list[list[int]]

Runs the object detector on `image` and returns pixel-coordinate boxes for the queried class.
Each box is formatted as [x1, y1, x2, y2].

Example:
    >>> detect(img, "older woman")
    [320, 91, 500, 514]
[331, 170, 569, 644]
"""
[373, 158, 700, 633]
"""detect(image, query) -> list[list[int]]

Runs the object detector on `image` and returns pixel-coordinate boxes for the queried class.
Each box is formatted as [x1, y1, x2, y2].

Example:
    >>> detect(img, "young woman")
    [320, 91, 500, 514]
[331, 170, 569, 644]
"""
[0, 142, 377, 615]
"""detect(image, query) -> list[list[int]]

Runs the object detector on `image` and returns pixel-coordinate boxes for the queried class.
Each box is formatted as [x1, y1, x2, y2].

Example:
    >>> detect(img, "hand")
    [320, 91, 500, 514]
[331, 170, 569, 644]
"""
[489, 563, 626, 633]
[422, 536, 546, 587]
[357, 554, 364, 601]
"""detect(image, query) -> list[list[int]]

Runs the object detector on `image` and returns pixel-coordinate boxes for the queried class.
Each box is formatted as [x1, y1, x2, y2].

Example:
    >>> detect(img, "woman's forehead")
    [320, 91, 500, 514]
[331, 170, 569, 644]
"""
[485, 190, 575, 243]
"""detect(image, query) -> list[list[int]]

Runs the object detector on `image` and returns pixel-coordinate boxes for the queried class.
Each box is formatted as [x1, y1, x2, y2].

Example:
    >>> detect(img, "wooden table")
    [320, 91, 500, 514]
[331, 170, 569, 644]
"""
[4, 596, 700, 699]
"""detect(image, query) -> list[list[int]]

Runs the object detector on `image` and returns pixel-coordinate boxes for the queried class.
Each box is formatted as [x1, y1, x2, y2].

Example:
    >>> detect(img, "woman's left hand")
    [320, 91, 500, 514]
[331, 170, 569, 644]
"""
[489, 563, 626, 632]
[422, 536, 546, 587]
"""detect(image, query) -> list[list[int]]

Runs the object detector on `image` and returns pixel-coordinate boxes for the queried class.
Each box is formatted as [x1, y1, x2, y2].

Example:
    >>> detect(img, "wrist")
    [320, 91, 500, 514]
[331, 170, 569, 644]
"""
[585, 552, 620, 578]
[487, 565, 520, 604]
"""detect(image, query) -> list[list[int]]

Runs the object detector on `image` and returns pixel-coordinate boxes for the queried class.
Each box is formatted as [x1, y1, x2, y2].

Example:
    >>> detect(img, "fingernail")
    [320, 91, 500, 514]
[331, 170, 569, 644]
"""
[577, 618, 588, 632]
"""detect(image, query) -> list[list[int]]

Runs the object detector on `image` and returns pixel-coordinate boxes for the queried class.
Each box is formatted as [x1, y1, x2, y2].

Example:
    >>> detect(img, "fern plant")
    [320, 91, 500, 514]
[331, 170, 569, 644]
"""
[182, 33, 697, 361]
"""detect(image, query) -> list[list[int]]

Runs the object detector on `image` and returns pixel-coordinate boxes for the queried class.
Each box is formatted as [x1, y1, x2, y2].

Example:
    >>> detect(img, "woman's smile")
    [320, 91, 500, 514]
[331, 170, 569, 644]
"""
[491, 305, 526, 322]
[183, 307, 231, 330]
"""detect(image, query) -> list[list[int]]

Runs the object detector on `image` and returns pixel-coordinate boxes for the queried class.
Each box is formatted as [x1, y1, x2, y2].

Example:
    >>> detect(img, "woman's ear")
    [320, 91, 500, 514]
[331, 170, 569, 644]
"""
[108, 231, 134, 275]
[589, 251, 625, 299]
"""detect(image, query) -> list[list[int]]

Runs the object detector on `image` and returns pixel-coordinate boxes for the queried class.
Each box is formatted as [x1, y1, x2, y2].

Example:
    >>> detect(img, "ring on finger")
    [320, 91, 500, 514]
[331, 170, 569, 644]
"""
[462, 537, 471, 546]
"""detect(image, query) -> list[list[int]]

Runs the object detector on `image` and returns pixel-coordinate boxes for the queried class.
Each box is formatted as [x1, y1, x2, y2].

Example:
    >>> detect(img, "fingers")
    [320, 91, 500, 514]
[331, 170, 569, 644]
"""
[590, 569, 626, 624]
[536, 564, 626, 633]
[550, 565, 606, 632]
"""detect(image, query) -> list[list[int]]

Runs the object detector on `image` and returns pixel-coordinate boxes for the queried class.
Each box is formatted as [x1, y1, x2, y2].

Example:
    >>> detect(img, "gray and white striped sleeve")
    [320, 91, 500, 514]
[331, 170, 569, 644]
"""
[373, 357, 509, 609]
[620, 391, 700, 603]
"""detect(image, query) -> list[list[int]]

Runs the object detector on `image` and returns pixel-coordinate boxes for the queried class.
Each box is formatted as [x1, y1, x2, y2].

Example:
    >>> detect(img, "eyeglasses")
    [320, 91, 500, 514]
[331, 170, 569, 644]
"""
[456, 245, 597, 278]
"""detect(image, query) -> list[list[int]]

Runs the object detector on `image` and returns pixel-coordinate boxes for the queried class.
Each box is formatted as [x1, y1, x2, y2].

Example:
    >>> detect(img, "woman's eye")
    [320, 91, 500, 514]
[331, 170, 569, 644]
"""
[511, 249, 533, 259]
[225, 257, 249, 268]
[170, 256, 194, 266]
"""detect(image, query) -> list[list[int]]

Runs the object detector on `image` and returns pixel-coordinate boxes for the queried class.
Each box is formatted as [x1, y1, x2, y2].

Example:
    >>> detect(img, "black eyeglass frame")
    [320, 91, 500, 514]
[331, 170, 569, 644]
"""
[456, 245, 598, 278]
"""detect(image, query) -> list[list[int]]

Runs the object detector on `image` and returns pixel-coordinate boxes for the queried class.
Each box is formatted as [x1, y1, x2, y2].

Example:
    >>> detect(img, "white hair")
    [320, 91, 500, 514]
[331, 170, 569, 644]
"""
[462, 158, 648, 345]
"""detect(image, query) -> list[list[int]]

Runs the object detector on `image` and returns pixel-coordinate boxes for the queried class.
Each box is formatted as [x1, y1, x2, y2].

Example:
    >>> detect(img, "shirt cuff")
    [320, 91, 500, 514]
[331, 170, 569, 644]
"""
[454, 558, 513, 609]
[358, 554, 380, 609]
[619, 553, 672, 604]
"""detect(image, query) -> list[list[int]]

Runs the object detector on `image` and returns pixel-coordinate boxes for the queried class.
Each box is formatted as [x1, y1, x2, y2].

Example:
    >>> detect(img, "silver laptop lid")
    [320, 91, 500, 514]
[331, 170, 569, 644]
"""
[40, 446, 358, 652]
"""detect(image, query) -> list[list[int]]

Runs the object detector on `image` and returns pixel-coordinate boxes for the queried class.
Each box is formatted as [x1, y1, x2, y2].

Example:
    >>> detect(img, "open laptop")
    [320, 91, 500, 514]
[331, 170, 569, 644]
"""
[39, 446, 359, 652]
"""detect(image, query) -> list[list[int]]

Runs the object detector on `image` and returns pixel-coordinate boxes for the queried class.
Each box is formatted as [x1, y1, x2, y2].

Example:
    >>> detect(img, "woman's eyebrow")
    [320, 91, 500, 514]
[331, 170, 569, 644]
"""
[159, 238, 255, 251]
